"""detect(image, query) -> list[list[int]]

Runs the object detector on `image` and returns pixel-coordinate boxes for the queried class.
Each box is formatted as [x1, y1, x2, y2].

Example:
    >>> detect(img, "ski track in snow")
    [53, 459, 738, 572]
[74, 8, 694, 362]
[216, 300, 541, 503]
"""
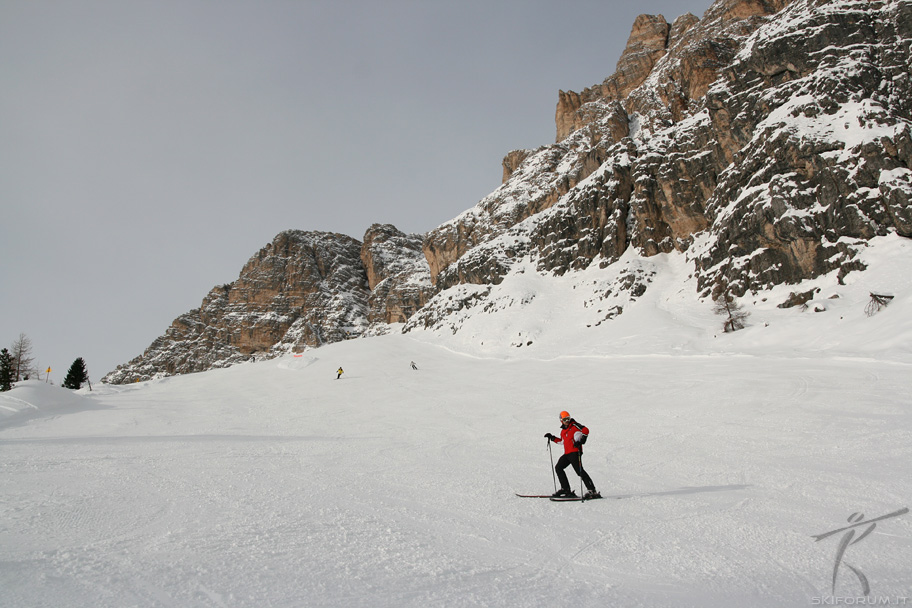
[2, 236, 912, 607]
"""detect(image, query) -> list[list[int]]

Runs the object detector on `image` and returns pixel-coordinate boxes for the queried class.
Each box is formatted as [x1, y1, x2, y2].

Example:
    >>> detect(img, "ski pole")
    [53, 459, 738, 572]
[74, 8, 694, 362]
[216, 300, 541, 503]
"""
[547, 437, 557, 492]
[579, 451, 584, 497]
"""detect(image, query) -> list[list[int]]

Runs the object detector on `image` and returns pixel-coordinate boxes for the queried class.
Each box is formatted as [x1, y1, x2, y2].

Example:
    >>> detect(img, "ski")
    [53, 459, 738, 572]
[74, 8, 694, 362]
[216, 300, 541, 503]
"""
[550, 494, 603, 502]
[517, 493, 607, 501]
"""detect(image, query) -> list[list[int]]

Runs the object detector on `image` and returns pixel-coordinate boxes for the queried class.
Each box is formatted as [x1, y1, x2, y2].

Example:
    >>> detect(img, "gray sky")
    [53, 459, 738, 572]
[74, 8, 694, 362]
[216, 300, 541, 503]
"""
[1, 0, 711, 381]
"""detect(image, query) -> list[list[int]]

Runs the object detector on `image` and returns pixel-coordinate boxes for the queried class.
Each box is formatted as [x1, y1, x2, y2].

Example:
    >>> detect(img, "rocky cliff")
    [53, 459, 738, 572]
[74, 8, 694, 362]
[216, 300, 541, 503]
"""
[104, 227, 430, 383]
[418, 0, 910, 307]
[104, 0, 912, 383]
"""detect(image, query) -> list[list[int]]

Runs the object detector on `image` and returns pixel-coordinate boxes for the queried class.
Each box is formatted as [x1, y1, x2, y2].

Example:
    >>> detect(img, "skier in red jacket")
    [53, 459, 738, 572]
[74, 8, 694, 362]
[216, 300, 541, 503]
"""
[545, 410, 600, 499]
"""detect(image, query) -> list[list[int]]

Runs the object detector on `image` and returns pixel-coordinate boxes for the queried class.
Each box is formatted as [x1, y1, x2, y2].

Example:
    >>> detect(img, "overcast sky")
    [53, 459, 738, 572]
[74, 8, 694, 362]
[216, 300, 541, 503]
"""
[1, 0, 711, 381]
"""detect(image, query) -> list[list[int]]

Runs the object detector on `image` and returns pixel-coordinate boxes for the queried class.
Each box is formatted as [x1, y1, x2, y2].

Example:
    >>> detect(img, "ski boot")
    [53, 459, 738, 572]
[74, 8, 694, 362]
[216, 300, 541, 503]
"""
[551, 488, 576, 498]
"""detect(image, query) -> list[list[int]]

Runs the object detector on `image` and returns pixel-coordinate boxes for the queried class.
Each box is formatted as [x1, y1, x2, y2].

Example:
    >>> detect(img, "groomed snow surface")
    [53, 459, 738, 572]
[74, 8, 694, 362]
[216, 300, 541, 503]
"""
[3, 235, 911, 607]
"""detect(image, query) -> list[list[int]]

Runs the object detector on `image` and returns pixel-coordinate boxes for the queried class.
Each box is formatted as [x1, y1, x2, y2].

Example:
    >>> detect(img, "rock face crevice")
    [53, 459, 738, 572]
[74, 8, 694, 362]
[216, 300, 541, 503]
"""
[105, 0, 912, 383]
[361, 224, 434, 326]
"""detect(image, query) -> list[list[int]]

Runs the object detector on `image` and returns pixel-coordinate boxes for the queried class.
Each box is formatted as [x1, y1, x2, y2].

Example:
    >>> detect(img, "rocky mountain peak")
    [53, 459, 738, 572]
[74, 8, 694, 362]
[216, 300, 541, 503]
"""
[104, 230, 370, 383]
[555, 0, 794, 144]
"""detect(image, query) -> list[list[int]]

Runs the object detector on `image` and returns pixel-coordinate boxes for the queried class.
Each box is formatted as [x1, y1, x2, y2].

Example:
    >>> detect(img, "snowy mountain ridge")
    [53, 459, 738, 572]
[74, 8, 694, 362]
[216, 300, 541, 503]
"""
[104, 0, 911, 383]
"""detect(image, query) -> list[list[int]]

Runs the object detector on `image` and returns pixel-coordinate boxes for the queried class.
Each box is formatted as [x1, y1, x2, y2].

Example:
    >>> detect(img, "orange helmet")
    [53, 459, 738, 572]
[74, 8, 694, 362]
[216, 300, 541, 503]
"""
[559, 411, 570, 420]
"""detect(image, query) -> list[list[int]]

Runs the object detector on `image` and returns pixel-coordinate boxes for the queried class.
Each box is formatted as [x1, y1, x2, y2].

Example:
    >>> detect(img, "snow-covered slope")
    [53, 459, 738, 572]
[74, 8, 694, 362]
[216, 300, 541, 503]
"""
[2, 235, 910, 607]
[410, 233, 912, 364]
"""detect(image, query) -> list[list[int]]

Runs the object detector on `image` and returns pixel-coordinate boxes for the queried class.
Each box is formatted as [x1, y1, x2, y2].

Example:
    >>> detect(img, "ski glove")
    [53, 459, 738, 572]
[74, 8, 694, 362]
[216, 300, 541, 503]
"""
[544, 433, 555, 440]
[573, 431, 586, 444]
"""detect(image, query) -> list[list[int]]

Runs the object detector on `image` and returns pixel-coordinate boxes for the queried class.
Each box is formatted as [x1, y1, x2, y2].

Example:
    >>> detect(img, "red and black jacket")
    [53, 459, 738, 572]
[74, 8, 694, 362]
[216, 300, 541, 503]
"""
[550, 419, 589, 454]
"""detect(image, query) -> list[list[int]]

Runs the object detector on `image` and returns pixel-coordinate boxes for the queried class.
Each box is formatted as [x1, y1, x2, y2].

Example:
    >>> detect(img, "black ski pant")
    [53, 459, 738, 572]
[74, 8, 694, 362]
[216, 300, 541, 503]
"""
[555, 451, 595, 493]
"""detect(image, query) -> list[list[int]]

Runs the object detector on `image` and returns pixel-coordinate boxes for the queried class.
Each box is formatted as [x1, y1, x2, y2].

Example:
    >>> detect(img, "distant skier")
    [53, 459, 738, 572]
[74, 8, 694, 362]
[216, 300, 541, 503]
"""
[410, 361, 418, 370]
[544, 411, 599, 499]
[336, 367, 344, 380]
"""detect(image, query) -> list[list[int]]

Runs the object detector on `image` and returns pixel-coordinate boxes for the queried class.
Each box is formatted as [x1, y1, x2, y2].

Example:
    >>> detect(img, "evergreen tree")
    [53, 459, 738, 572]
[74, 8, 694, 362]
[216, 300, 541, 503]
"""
[0, 348, 13, 392]
[62, 357, 89, 390]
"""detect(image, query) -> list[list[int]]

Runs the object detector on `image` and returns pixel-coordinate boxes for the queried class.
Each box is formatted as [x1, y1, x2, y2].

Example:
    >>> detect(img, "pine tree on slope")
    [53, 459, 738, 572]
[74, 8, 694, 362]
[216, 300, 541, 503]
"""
[62, 357, 89, 390]
[0, 348, 14, 392]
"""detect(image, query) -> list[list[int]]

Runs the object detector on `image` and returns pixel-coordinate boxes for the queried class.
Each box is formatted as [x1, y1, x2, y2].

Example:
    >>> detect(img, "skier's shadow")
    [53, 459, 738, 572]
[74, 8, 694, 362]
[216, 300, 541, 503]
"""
[607, 484, 752, 499]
